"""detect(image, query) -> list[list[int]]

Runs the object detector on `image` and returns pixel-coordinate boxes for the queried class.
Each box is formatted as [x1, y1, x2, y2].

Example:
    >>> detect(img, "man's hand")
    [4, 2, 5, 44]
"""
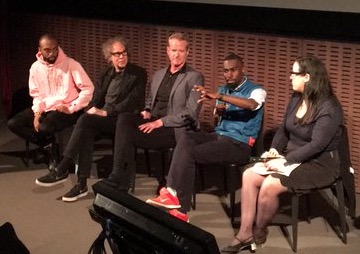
[138, 119, 163, 133]
[261, 148, 280, 159]
[33, 115, 40, 132]
[140, 110, 151, 119]
[194, 85, 218, 103]
[265, 158, 286, 172]
[55, 105, 72, 114]
[214, 103, 226, 117]
[87, 106, 107, 117]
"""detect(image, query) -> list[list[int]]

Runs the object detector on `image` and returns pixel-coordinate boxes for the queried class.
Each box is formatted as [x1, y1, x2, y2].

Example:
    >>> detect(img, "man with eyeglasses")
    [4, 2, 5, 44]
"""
[35, 35, 147, 202]
[100, 32, 205, 197]
[8, 34, 94, 173]
[146, 53, 266, 222]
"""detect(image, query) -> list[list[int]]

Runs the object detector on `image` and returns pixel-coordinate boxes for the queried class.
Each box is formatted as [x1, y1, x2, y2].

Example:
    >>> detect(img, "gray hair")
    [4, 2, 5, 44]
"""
[102, 35, 129, 62]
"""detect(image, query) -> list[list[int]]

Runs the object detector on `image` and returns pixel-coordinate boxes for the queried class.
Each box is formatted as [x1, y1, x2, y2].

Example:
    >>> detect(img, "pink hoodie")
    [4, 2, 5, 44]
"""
[29, 46, 94, 114]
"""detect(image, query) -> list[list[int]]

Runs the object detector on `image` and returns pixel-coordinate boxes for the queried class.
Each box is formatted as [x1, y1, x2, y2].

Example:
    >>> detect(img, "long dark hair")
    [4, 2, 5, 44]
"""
[296, 55, 334, 124]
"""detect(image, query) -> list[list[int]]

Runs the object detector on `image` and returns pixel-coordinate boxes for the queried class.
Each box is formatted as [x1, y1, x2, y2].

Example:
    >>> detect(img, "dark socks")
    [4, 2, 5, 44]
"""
[78, 177, 87, 189]
[57, 156, 73, 174]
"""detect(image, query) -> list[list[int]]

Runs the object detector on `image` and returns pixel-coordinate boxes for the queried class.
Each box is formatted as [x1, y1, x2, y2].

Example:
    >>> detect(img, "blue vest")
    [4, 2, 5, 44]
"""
[215, 79, 264, 146]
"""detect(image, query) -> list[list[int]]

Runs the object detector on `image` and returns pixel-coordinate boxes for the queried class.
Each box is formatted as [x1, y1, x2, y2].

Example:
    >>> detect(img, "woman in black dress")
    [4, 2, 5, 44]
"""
[222, 55, 343, 253]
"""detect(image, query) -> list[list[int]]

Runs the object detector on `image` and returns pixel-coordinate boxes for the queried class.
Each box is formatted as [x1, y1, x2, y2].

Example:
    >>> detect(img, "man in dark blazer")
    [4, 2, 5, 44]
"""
[35, 35, 147, 202]
[103, 32, 205, 193]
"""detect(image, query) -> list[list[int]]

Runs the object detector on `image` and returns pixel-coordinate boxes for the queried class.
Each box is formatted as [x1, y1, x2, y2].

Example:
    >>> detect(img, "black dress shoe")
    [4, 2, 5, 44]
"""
[221, 238, 257, 253]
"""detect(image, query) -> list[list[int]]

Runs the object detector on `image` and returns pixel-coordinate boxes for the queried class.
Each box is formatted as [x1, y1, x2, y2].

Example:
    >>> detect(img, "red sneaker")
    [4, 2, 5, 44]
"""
[146, 187, 181, 209]
[169, 209, 189, 223]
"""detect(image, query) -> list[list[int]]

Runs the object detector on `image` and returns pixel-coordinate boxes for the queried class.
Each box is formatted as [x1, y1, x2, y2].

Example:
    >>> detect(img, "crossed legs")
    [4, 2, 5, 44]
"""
[232, 169, 288, 245]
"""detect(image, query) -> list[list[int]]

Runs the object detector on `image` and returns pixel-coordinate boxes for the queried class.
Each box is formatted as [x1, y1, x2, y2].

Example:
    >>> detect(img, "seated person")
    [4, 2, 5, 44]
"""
[221, 55, 344, 253]
[34, 35, 147, 202]
[146, 53, 266, 222]
[7, 34, 94, 170]
[100, 32, 204, 193]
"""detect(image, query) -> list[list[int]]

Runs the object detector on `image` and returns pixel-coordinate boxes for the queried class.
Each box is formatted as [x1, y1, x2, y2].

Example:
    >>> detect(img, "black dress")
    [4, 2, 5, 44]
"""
[271, 93, 343, 191]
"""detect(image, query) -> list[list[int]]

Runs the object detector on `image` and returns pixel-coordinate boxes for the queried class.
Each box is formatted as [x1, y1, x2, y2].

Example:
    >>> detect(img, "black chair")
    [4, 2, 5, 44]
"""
[91, 133, 116, 179]
[24, 125, 73, 168]
[192, 129, 264, 223]
[8, 86, 32, 167]
[277, 125, 354, 252]
[283, 178, 347, 252]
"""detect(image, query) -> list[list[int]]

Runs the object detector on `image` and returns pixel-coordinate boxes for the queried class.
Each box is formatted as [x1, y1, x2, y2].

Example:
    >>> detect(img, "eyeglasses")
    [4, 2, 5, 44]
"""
[111, 51, 128, 57]
[290, 71, 304, 76]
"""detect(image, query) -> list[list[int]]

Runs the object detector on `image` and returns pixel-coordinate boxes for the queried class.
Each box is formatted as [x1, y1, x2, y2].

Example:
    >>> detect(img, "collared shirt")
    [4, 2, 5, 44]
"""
[151, 64, 186, 119]
[104, 70, 124, 109]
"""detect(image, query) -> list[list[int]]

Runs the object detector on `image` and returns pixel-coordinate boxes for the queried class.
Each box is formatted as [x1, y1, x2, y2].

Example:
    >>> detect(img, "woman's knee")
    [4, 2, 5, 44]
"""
[243, 167, 258, 182]
[261, 176, 287, 196]
[242, 168, 265, 189]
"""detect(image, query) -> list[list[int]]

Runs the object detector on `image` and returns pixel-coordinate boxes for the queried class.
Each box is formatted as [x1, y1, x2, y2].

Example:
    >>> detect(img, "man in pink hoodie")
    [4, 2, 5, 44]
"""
[7, 34, 94, 171]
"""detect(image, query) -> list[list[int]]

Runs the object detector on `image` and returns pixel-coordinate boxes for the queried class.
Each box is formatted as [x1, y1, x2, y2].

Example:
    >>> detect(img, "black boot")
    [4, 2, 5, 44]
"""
[43, 142, 59, 171]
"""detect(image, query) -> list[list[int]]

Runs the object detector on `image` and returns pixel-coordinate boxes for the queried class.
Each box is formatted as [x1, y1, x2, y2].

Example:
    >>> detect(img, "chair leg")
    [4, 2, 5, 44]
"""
[129, 161, 137, 194]
[24, 140, 30, 167]
[291, 194, 299, 252]
[335, 179, 347, 244]
[305, 194, 311, 223]
[192, 166, 199, 210]
[144, 149, 151, 177]
[192, 164, 207, 211]
[230, 191, 236, 223]
[223, 167, 228, 195]
[199, 165, 205, 191]
[192, 191, 197, 210]
[130, 178, 135, 193]
[159, 151, 167, 184]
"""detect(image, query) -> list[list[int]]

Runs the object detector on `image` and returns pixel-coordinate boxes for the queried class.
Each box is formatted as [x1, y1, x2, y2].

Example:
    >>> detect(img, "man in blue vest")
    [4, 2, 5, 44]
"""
[146, 53, 267, 222]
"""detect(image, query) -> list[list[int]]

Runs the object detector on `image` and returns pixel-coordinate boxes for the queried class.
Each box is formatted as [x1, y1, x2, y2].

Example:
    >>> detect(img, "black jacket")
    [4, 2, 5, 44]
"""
[87, 63, 147, 117]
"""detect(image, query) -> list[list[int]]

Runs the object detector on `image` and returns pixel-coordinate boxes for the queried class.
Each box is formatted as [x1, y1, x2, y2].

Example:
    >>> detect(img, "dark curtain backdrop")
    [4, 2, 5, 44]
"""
[0, 0, 11, 118]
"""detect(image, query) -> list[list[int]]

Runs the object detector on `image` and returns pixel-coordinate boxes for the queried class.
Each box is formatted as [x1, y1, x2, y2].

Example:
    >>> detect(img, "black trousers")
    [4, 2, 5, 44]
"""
[111, 112, 177, 189]
[7, 108, 81, 147]
[63, 113, 117, 179]
[167, 132, 252, 212]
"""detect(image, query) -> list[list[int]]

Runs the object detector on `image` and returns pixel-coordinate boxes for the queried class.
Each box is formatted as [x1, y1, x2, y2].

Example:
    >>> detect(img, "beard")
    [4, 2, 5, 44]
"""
[226, 82, 239, 91]
[43, 56, 57, 64]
